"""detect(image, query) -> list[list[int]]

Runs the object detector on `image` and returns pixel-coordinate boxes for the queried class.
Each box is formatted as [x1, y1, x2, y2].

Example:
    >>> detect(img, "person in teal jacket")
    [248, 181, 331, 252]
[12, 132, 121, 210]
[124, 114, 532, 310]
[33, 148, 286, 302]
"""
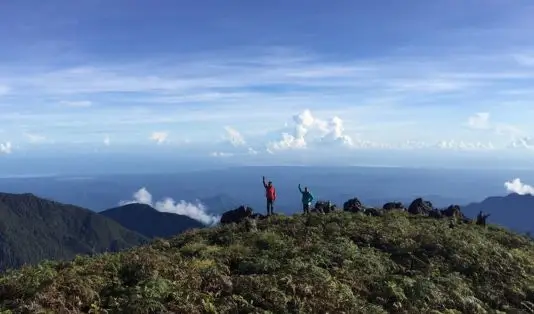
[298, 184, 314, 214]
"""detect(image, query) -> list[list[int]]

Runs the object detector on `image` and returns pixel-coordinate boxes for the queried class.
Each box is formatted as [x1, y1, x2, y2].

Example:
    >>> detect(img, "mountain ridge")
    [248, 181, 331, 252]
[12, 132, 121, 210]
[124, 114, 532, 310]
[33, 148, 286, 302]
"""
[463, 192, 534, 234]
[0, 209, 532, 313]
[0, 192, 149, 271]
[100, 203, 205, 238]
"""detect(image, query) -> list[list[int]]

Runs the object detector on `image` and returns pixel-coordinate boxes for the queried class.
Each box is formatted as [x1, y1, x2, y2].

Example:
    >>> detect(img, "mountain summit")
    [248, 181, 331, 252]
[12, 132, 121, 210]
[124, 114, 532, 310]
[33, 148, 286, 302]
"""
[1, 210, 533, 313]
[100, 203, 205, 238]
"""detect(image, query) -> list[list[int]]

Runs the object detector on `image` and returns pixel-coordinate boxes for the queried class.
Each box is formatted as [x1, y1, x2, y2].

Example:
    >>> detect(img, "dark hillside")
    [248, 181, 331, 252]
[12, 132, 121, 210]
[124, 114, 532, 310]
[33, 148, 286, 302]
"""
[1, 211, 533, 313]
[463, 193, 534, 234]
[0, 192, 148, 271]
[100, 203, 205, 238]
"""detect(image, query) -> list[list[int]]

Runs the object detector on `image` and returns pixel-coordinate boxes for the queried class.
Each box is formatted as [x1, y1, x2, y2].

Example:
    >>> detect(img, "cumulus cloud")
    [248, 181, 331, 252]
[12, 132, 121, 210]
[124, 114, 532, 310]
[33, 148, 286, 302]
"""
[224, 126, 246, 146]
[59, 100, 93, 107]
[504, 178, 534, 195]
[119, 187, 220, 225]
[267, 109, 355, 151]
[0, 142, 12, 154]
[150, 131, 168, 144]
[467, 112, 491, 130]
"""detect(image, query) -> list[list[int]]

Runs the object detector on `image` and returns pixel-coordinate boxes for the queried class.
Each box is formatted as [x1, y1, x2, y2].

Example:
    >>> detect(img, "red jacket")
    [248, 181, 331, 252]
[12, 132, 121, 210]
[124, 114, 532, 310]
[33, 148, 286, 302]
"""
[265, 186, 276, 200]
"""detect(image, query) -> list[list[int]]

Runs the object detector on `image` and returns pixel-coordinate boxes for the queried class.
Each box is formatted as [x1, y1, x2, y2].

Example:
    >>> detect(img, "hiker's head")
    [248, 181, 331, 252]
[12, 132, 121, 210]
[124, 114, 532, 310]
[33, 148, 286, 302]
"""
[268, 181, 272, 186]
[304, 187, 308, 192]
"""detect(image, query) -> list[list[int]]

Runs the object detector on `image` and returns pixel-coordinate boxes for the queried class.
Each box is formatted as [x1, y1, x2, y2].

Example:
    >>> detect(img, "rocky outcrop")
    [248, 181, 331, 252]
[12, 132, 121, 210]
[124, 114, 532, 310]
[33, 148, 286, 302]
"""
[343, 198, 366, 213]
[363, 208, 383, 217]
[220, 197, 480, 227]
[383, 202, 405, 211]
[441, 205, 461, 218]
[313, 200, 337, 214]
[408, 198, 434, 215]
[220, 206, 254, 224]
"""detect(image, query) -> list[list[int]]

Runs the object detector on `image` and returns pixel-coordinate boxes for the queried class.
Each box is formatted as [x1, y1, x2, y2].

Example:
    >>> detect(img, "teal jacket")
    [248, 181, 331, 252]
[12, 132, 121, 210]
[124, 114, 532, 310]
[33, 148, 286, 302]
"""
[298, 186, 314, 205]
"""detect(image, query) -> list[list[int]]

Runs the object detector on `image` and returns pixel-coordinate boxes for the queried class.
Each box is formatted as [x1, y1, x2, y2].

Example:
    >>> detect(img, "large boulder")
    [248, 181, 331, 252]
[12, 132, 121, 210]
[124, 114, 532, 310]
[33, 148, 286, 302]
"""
[441, 205, 462, 218]
[220, 205, 254, 224]
[313, 200, 337, 214]
[407, 198, 434, 215]
[383, 202, 405, 211]
[343, 197, 366, 213]
[428, 209, 443, 219]
[363, 207, 383, 217]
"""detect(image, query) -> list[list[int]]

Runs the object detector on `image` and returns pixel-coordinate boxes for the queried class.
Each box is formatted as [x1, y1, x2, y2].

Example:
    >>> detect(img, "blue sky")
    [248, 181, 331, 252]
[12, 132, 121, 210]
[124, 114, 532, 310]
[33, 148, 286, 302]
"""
[1, 0, 534, 165]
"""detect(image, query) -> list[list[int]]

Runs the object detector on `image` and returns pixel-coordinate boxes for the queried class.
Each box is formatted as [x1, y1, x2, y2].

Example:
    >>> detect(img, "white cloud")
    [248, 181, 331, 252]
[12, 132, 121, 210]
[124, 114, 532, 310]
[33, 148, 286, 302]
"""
[504, 178, 534, 195]
[119, 187, 220, 225]
[467, 112, 491, 130]
[508, 136, 534, 150]
[436, 140, 494, 151]
[247, 147, 258, 155]
[0, 142, 12, 154]
[223, 126, 246, 146]
[267, 109, 355, 152]
[59, 100, 93, 107]
[150, 131, 168, 144]
[210, 151, 234, 157]
[466, 112, 532, 148]
[319, 116, 354, 146]
[103, 135, 111, 146]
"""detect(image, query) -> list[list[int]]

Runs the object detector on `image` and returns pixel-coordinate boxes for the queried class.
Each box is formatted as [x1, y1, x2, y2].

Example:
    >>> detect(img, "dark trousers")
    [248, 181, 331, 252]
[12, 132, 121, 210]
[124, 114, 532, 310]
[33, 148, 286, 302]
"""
[303, 203, 310, 214]
[266, 199, 274, 215]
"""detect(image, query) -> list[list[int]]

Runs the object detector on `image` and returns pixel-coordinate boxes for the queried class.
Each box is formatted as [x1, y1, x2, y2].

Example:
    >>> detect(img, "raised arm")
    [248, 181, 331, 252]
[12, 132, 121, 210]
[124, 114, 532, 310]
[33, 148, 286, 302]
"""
[262, 176, 267, 188]
[298, 184, 303, 193]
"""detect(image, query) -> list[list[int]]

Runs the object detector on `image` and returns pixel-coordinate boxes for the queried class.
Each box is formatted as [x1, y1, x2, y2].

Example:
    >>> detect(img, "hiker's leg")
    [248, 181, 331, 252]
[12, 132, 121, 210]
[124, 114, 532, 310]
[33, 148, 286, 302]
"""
[270, 200, 274, 214]
[266, 199, 270, 215]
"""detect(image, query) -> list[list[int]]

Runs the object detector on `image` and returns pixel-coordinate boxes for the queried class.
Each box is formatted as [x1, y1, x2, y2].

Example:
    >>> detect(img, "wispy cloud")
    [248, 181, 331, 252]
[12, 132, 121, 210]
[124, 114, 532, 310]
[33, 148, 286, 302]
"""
[466, 112, 491, 130]
[119, 187, 220, 225]
[223, 126, 246, 147]
[59, 100, 93, 108]
[24, 133, 48, 143]
[1, 2, 534, 159]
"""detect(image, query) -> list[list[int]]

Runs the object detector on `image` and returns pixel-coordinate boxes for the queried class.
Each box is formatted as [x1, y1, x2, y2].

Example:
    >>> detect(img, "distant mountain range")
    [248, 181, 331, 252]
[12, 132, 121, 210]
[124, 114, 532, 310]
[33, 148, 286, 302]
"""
[463, 193, 534, 234]
[0, 192, 206, 271]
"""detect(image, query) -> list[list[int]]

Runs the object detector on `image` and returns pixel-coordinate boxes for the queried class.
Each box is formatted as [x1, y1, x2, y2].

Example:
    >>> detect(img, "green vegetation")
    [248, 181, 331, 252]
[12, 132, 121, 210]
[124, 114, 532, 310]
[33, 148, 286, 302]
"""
[1, 211, 534, 313]
[0, 193, 148, 271]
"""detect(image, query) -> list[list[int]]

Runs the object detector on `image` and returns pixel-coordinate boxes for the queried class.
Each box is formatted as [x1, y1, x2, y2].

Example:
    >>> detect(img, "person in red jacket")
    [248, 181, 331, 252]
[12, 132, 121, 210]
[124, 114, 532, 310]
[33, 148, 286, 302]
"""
[262, 176, 276, 215]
